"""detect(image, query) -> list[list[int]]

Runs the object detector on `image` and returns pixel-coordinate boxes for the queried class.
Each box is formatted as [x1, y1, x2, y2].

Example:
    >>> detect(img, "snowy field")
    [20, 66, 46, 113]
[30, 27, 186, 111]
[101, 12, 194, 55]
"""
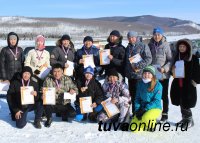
[0, 34, 200, 143]
[0, 78, 200, 143]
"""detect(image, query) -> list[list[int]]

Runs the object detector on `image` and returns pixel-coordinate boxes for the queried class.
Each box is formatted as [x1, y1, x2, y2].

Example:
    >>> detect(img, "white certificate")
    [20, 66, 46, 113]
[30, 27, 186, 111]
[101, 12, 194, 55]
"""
[100, 49, 110, 65]
[153, 65, 163, 80]
[20, 86, 34, 105]
[37, 66, 52, 80]
[101, 97, 120, 118]
[64, 92, 76, 100]
[0, 82, 10, 91]
[43, 87, 56, 105]
[83, 55, 96, 68]
[174, 60, 185, 78]
[129, 53, 142, 64]
[79, 96, 93, 114]
[64, 61, 74, 76]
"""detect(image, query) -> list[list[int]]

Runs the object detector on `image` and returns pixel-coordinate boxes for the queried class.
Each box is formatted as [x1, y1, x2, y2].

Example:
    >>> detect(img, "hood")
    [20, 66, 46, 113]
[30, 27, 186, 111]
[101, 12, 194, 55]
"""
[107, 35, 123, 46]
[7, 32, 19, 47]
[175, 39, 192, 61]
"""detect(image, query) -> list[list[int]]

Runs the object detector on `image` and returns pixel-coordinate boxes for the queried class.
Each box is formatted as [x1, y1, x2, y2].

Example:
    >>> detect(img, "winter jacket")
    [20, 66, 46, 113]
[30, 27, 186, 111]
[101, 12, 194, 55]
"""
[75, 45, 101, 78]
[102, 37, 125, 76]
[135, 80, 163, 112]
[0, 32, 24, 80]
[50, 40, 76, 67]
[43, 75, 78, 105]
[102, 77, 131, 106]
[148, 37, 172, 79]
[24, 49, 50, 73]
[7, 72, 39, 114]
[76, 78, 105, 105]
[170, 39, 200, 108]
[125, 42, 152, 79]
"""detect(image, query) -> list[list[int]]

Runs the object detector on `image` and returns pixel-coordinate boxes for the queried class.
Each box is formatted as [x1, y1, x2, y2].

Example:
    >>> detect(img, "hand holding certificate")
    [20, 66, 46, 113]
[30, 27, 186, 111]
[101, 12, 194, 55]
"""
[173, 60, 185, 78]
[79, 96, 93, 114]
[153, 65, 163, 80]
[100, 49, 110, 65]
[43, 87, 56, 105]
[101, 97, 120, 118]
[21, 86, 34, 105]
[64, 92, 76, 100]
[129, 53, 142, 64]
[64, 60, 74, 76]
[82, 55, 95, 68]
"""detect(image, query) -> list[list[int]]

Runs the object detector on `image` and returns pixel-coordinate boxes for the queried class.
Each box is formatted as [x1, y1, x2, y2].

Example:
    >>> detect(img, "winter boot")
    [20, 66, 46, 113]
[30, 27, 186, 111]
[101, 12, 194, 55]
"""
[45, 118, 52, 127]
[34, 120, 42, 129]
[159, 113, 168, 123]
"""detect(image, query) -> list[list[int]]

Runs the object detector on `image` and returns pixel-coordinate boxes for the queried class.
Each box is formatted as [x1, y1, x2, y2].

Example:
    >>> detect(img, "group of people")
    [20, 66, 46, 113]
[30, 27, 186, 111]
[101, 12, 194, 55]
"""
[0, 27, 199, 132]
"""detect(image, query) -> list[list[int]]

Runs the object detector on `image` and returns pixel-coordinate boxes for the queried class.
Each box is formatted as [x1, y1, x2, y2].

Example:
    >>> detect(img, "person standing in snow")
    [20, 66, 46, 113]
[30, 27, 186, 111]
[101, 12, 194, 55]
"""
[0, 32, 24, 121]
[124, 31, 152, 117]
[170, 39, 200, 129]
[50, 34, 76, 79]
[148, 27, 172, 123]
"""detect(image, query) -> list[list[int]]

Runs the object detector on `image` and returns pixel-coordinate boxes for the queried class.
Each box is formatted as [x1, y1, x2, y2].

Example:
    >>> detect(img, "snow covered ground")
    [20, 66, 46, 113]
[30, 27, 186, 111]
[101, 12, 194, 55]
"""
[0, 78, 200, 143]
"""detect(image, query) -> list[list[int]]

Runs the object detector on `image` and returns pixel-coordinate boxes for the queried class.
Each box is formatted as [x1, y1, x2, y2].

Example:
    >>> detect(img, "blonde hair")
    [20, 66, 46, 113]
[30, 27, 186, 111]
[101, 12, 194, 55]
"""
[148, 76, 157, 92]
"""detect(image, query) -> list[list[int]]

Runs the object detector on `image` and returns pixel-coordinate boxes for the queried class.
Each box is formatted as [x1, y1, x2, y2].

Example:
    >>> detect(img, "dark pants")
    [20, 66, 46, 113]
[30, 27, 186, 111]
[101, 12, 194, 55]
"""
[159, 79, 169, 114]
[16, 101, 43, 129]
[128, 79, 138, 115]
[180, 106, 192, 119]
[44, 103, 76, 120]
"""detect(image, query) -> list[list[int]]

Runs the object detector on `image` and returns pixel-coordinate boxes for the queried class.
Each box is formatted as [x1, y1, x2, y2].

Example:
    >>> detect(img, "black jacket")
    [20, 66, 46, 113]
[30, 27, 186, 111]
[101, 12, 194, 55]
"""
[103, 37, 125, 76]
[0, 32, 24, 80]
[170, 39, 200, 108]
[7, 73, 39, 114]
[76, 78, 105, 105]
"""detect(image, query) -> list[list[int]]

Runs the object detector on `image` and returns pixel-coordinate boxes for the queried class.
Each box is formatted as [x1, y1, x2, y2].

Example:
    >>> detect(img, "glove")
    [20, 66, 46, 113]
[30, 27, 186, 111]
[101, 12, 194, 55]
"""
[136, 109, 146, 120]
[34, 69, 41, 75]
[75, 114, 84, 121]
[94, 104, 103, 112]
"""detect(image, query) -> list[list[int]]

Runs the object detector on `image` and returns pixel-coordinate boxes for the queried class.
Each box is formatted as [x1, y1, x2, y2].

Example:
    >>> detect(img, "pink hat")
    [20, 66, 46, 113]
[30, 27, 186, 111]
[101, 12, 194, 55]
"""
[35, 35, 45, 49]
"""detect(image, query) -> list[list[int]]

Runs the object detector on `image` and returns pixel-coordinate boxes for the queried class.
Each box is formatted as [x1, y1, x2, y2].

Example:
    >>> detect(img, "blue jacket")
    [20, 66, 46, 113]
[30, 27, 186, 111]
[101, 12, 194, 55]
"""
[135, 80, 162, 112]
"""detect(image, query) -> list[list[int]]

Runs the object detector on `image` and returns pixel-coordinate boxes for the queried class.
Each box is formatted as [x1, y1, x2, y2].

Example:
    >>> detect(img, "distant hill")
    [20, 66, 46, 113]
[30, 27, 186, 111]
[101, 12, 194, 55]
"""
[0, 15, 199, 39]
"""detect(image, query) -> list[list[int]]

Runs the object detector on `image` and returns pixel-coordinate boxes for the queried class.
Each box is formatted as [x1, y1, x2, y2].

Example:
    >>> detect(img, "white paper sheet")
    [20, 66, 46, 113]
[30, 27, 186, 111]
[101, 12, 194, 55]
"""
[83, 55, 96, 68]
[100, 49, 110, 65]
[64, 61, 74, 76]
[64, 92, 76, 100]
[37, 66, 52, 80]
[129, 53, 143, 64]
[21, 86, 34, 105]
[43, 87, 56, 105]
[101, 97, 120, 118]
[0, 82, 10, 91]
[174, 60, 185, 78]
[80, 96, 93, 114]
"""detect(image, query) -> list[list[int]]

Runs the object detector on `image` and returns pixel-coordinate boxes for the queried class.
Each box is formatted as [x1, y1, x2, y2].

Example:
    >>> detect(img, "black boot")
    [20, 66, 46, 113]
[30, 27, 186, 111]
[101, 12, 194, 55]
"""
[34, 120, 42, 129]
[45, 118, 52, 127]
[178, 118, 194, 129]
[159, 113, 168, 123]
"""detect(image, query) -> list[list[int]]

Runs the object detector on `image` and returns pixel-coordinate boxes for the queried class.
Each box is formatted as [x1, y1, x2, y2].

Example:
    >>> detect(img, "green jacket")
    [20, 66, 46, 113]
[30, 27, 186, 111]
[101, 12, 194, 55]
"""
[43, 75, 78, 105]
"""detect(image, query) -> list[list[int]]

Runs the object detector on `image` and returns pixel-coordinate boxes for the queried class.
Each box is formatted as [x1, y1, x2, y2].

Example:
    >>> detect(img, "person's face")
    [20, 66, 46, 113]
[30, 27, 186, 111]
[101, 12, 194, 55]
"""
[22, 72, 31, 81]
[62, 40, 70, 47]
[142, 72, 153, 80]
[85, 73, 93, 80]
[84, 41, 93, 48]
[9, 38, 17, 46]
[109, 35, 119, 43]
[128, 37, 137, 44]
[153, 33, 163, 42]
[179, 44, 187, 53]
[108, 75, 118, 84]
[53, 68, 63, 80]
[36, 41, 44, 48]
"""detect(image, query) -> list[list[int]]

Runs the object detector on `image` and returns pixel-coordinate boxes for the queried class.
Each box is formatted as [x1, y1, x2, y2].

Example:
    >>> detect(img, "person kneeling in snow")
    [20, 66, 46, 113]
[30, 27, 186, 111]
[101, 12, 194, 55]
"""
[97, 68, 131, 123]
[130, 66, 162, 132]
[75, 66, 105, 122]
[43, 64, 78, 127]
[7, 66, 43, 129]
